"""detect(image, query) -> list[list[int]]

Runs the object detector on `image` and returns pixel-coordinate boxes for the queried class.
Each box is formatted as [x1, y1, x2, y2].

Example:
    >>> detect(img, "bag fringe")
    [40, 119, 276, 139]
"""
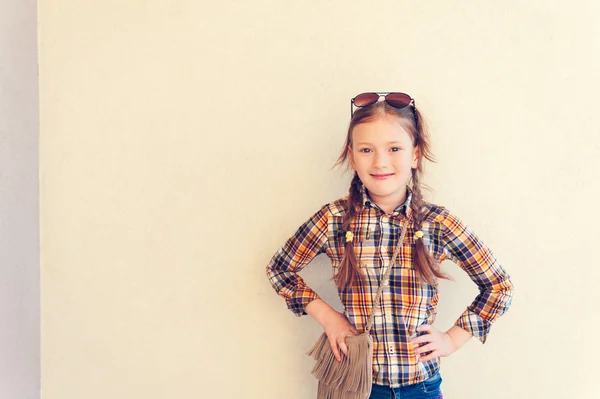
[307, 332, 373, 399]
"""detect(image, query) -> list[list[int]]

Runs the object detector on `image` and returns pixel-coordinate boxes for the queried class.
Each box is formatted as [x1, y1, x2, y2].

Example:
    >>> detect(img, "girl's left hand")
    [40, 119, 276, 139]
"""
[410, 324, 456, 362]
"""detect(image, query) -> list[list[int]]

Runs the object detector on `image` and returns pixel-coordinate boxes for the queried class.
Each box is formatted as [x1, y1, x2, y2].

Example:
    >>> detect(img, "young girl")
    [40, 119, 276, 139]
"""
[266, 92, 514, 399]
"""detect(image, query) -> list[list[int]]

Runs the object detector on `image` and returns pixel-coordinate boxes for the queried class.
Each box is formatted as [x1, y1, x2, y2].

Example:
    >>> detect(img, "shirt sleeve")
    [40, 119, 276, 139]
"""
[265, 204, 330, 317]
[439, 207, 514, 344]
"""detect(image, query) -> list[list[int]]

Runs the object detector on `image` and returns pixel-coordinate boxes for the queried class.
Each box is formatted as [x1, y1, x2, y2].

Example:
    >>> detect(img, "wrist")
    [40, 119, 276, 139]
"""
[445, 325, 473, 352]
[442, 332, 458, 353]
[305, 299, 337, 327]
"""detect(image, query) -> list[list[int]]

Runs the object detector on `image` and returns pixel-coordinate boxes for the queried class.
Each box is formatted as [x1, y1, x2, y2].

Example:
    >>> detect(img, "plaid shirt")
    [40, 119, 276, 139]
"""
[266, 184, 514, 387]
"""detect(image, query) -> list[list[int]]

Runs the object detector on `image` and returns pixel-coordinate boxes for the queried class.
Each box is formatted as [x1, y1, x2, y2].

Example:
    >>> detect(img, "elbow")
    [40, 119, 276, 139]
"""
[498, 279, 514, 315]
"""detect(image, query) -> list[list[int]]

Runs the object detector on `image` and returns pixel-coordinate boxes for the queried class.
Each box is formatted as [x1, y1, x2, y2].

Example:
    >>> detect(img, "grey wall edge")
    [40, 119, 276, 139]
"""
[0, 0, 41, 398]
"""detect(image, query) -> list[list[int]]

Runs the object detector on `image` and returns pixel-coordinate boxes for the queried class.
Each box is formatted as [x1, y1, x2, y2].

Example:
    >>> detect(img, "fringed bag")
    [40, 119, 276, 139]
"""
[307, 332, 373, 399]
[307, 219, 410, 399]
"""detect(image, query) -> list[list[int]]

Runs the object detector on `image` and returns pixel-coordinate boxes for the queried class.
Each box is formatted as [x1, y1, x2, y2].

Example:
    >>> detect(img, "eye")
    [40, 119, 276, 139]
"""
[391, 147, 402, 152]
[359, 148, 372, 153]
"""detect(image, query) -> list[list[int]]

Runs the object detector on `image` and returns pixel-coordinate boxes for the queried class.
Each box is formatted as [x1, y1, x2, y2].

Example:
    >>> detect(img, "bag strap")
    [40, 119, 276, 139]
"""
[364, 216, 410, 334]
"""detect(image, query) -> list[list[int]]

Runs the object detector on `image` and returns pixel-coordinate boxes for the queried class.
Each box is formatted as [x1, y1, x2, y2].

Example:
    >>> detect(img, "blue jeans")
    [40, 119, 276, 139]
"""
[368, 371, 443, 399]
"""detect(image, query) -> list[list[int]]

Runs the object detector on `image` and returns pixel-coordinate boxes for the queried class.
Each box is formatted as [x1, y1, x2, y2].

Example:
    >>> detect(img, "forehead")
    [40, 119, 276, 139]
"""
[352, 115, 413, 145]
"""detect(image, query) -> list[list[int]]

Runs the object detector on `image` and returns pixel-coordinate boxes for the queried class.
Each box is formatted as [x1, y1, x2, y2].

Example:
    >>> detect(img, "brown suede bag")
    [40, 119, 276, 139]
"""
[307, 219, 410, 399]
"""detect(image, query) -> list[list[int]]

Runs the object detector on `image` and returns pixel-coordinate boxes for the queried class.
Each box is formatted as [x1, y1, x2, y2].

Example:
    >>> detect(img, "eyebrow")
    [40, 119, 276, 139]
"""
[355, 141, 404, 145]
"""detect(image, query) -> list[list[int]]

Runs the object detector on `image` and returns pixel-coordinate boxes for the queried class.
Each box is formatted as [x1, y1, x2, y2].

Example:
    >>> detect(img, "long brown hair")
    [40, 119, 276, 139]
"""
[332, 101, 451, 287]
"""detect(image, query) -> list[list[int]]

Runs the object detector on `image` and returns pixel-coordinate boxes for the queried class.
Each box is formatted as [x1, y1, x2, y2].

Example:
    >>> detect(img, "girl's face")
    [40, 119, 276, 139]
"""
[348, 115, 419, 209]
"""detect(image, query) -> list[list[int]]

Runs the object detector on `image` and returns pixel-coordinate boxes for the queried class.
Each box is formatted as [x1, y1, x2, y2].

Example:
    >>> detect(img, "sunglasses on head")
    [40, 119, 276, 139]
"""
[350, 92, 416, 117]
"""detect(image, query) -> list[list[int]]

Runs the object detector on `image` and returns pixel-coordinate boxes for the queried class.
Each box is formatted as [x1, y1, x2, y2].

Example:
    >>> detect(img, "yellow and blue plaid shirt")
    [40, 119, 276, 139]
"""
[266, 184, 514, 387]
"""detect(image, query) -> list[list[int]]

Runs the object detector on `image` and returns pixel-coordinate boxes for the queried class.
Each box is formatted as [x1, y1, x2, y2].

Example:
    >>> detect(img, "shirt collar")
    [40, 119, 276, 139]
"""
[360, 181, 414, 217]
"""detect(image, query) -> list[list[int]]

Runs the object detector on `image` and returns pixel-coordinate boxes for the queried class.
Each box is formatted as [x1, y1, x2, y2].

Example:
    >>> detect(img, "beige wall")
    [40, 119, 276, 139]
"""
[39, 1, 600, 398]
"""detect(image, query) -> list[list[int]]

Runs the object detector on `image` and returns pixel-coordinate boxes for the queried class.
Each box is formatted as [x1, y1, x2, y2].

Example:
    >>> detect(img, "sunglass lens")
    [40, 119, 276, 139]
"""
[385, 93, 411, 108]
[353, 93, 379, 107]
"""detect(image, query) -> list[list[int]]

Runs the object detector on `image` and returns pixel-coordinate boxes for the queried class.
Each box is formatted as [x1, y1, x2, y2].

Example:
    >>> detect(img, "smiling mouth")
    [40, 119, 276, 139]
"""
[371, 173, 394, 180]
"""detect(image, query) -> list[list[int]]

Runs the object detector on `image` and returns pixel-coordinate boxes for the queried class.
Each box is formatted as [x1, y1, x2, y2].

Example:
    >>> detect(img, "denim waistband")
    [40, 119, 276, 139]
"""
[370, 370, 443, 399]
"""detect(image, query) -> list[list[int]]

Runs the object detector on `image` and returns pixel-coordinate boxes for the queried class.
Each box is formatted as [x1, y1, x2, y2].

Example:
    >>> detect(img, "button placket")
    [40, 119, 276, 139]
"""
[379, 213, 392, 269]
[379, 212, 399, 364]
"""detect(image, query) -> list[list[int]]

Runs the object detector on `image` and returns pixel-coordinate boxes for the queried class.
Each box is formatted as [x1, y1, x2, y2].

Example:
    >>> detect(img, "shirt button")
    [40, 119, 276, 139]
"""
[381, 247, 387, 253]
[388, 347, 395, 354]
[383, 279, 389, 286]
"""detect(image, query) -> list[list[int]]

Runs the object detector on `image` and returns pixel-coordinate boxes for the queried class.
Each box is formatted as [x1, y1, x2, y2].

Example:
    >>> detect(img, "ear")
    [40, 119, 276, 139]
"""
[348, 145, 356, 171]
[411, 146, 420, 169]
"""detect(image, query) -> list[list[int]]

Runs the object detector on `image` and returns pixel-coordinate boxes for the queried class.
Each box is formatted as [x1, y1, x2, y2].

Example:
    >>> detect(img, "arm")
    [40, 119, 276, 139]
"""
[266, 205, 359, 361]
[445, 325, 473, 350]
[265, 204, 329, 317]
[440, 207, 514, 344]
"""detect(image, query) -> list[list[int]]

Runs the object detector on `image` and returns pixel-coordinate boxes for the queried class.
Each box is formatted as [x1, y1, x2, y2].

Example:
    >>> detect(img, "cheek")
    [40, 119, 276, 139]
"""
[354, 156, 369, 169]
[393, 155, 413, 168]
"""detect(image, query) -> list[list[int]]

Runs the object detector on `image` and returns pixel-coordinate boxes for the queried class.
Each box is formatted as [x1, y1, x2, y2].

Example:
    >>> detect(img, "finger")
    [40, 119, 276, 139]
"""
[328, 338, 342, 362]
[411, 335, 433, 345]
[414, 343, 435, 355]
[350, 326, 359, 335]
[417, 324, 432, 332]
[339, 341, 349, 357]
[419, 350, 441, 363]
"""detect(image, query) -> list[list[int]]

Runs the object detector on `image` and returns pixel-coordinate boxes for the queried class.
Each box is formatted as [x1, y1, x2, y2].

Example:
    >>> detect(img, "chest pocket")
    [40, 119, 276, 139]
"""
[360, 221, 418, 269]
[325, 216, 370, 268]
[420, 221, 446, 264]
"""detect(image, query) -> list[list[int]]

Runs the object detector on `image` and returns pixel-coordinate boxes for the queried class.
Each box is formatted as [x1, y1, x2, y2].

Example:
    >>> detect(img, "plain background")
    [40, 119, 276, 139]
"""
[0, 0, 40, 398]
[35, 1, 600, 398]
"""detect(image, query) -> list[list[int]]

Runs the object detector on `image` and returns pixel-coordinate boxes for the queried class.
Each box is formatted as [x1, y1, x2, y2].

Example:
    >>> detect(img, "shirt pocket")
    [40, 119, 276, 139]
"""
[325, 216, 370, 270]
[421, 220, 446, 263]
[362, 224, 415, 270]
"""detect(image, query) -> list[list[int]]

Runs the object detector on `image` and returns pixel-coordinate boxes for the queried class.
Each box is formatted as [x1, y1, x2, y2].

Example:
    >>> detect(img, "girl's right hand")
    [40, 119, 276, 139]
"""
[305, 299, 359, 362]
[321, 310, 359, 362]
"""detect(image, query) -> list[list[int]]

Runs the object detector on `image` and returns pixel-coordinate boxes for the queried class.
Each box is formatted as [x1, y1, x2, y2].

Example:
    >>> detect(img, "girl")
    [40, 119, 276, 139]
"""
[266, 92, 514, 399]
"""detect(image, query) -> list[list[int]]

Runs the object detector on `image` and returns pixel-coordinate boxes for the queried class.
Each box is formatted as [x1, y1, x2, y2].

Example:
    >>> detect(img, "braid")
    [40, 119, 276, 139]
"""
[410, 170, 425, 232]
[333, 172, 363, 288]
[411, 169, 451, 285]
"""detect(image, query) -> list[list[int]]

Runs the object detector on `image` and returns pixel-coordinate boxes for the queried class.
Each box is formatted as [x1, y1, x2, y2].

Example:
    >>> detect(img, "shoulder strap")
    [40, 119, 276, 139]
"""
[365, 216, 410, 334]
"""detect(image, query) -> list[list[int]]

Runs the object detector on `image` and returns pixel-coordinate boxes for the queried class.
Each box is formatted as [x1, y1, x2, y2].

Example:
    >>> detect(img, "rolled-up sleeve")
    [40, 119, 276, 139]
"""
[440, 207, 514, 344]
[266, 204, 329, 317]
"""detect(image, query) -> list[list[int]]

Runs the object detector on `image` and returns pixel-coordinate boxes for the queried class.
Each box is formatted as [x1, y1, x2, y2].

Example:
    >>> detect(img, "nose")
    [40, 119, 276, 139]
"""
[373, 151, 390, 168]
